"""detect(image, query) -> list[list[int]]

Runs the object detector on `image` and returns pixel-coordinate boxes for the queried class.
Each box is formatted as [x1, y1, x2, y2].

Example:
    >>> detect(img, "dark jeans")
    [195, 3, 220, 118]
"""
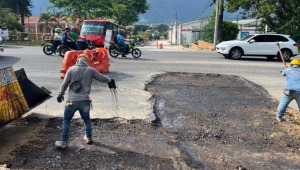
[72, 42, 79, 50]
[61, 100, 92, 142]
[53, 40, 61, 53]
[119, 42, 129, 55]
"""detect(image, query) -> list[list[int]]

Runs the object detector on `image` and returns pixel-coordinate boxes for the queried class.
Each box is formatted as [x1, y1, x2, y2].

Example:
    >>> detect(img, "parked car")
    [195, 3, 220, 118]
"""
[216, 33, 298, 61]
[0, 37, 4, 52]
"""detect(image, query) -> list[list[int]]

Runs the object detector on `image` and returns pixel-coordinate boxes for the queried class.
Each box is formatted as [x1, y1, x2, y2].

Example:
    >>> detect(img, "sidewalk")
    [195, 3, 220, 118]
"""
[144, 40, 214, 52]
[144, 40, 185, 51]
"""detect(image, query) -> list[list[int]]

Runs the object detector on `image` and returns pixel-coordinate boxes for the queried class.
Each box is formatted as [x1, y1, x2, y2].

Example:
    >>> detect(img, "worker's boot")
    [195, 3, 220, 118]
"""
[84, 135, 93, 144]
[55, 141, 68, 149]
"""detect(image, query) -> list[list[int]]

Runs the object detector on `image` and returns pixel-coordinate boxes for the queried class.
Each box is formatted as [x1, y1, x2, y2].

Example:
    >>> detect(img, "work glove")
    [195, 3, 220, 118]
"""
[57, 94, 64, 103]
[108, 79, 116, 89]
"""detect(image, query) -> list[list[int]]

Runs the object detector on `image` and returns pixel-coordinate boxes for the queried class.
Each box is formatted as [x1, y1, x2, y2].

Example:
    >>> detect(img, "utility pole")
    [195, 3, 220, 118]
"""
[17, 4, 21, 23]
[175, 12, 178, 45]
[213, 0, 219, 49]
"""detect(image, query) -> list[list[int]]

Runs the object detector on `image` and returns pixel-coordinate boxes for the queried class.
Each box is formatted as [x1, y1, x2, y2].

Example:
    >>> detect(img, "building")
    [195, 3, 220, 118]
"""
[169, 18, 209, 46]
[231, 18, 262, 39]
[169, 18, 262, 46]
[20, 16, 72, 41]
[24, 16, 71, 33]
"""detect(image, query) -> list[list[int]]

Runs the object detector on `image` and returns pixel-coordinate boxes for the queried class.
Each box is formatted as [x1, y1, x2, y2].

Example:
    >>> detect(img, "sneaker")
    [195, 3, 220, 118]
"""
[84, 135, 93, 144]
[55, 141, 67, 149]
[276, 116, 286, 122]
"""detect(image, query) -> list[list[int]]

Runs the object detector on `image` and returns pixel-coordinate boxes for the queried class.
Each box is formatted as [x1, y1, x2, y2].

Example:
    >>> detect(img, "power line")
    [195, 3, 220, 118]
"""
[197, 0, 214, 20]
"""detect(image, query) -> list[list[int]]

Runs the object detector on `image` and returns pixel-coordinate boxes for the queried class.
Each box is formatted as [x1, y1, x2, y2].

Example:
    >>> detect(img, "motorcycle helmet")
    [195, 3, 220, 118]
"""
[118, 29, 125, 34]
[71, 27, 78, 33]
[65, 27, 71, 32]
[55, 28, 62, 34]
[290, 59, 300, 66]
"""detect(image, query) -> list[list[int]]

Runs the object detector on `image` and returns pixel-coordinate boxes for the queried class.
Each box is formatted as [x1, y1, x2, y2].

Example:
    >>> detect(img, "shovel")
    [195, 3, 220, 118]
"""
[276, 43, 287, 68]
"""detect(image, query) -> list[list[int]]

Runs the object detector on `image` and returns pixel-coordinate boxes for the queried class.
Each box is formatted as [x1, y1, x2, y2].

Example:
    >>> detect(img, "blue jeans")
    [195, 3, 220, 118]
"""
[276, 90, 300, 117]
[61, 100, 92, 142]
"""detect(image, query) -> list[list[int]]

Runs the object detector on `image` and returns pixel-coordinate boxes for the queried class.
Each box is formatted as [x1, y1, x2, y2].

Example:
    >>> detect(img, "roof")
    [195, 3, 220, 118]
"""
[24, 16, 40, 23]
[24, 16, 70, 24]
[231, 18, 262, 25]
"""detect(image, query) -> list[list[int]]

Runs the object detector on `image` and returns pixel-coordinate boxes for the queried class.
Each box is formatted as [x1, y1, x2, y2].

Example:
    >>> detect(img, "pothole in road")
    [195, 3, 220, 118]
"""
[2, 72, 300, 169]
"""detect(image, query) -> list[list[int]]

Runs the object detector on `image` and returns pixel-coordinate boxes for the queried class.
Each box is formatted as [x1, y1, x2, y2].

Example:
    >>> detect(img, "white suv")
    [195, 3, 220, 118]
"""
[216, 33, 298, 61]
[0, 37, 4, 52]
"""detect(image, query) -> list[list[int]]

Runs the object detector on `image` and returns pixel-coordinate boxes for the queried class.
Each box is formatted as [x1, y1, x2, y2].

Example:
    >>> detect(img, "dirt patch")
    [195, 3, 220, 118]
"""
[1, 73, 300, 169]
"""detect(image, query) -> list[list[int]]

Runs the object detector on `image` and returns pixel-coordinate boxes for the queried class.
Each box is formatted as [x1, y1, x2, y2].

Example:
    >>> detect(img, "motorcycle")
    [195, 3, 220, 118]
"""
[108, 39, 142, 58]
[42, 40, 66, 56]
[41, 40, 56, 55]
[59, 39, 95, 58]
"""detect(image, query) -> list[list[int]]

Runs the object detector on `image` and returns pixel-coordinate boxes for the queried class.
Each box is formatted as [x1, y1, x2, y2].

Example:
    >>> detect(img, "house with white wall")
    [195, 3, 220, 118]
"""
[169, 18, 209, 46]
[169, 18, 261, 46]
[231, 18, 262, 39]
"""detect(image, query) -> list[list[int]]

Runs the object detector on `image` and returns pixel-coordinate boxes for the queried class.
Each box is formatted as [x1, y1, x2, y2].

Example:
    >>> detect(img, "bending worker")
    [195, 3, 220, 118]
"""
[275, 59, 300, 122]
[55, 54, 116, 149]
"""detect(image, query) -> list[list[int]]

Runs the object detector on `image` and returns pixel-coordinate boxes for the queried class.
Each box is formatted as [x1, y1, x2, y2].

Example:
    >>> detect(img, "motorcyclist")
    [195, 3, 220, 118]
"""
[70, 27, 85, 50]
[116, 29, 129, 57]
[62, 27, 73, 48]
[53, 28, 62, 55]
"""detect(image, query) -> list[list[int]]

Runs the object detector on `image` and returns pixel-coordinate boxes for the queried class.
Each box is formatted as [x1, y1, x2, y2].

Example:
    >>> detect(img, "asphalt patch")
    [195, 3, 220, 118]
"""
[1, 73, 300, 169]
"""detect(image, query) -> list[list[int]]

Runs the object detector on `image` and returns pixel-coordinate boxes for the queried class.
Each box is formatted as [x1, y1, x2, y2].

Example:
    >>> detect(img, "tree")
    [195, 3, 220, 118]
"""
[202, 10, 238, 43]
[133, 25, 149, 34]
[48, 0, 106, 25]
[110, 0, 150, 26]
[48, 0, 150, 26]
[226, 0, 300, 42]
[0, 0, 33, 26]
[51, 12, 68, 28]
[222, 21, 239, 41]
[38, 12, 55, 33]
[154, 24, 169, 33]
[0, 8, 23, 31]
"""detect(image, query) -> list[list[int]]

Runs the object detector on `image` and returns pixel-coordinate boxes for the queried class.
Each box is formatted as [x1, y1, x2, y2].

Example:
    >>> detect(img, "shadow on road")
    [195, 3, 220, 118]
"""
[4, 45, 25, 49]
[0, 55, 21, 68]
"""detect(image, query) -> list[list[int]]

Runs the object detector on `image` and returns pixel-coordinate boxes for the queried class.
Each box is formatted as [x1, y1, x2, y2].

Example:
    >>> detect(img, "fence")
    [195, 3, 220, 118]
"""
[6, 31, 51, 43]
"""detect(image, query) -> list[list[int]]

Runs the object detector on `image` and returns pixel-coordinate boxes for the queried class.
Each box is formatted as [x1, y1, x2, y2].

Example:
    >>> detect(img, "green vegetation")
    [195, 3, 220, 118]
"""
[0, 0, 33, 32]
[202, 10, 239, 43]
[0, 8, 23, 31]
[226, 0, 300, 43]
[132, 24, 169, 41]
[0, 0, 33, 27]
[48, 0, 150, 26]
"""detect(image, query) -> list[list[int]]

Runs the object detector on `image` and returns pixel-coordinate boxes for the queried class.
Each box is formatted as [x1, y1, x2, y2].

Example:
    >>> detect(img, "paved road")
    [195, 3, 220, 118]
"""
[0, 42, 297, 120]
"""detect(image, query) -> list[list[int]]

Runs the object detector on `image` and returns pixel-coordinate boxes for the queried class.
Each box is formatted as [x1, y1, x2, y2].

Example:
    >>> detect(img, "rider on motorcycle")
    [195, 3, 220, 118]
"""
[70, 27, 85, 50]
[53, 28, 62, 55]
[62, 27, 73, 48]
[116, 29, 129, 57]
